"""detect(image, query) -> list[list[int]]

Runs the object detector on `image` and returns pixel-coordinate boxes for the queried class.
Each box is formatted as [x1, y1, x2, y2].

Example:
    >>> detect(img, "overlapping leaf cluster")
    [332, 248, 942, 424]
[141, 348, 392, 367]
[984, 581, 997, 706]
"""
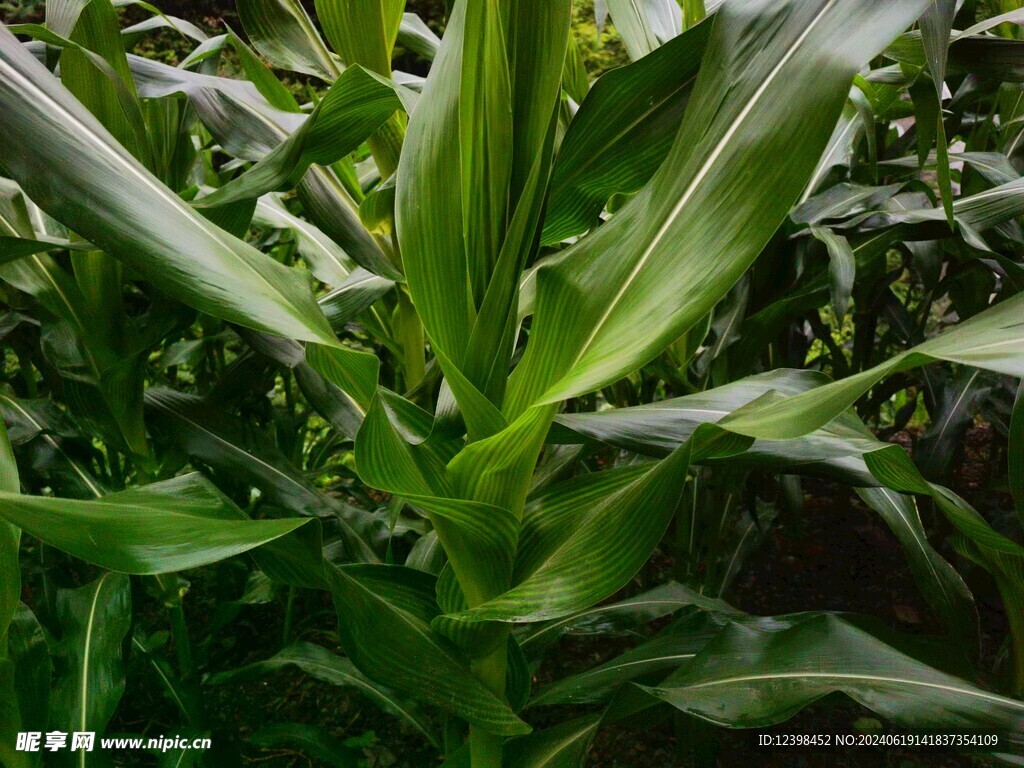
[0, 1, 1023, 766]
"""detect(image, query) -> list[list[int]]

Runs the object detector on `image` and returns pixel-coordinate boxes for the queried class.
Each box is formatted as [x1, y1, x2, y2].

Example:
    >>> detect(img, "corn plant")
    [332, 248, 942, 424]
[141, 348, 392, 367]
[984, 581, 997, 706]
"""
[1, 0, 1024, 766]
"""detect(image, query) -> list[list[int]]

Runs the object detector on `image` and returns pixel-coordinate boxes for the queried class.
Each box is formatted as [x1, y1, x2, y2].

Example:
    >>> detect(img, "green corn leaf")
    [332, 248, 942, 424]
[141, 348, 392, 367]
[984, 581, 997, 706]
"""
[505, 0, 932, 415]
[145, 388, 381, 562]
[856, 487, 977, 659]
[605, 0, 663, 60]
[314, 0, 407, 176]
[224, 29, 301, 113]
[237, 0, 340, 81]
[316, 0, 404, 77]
[0, 474, 311, 575]
[640, 613, 1024, 739]
[0, 25, 339, 347]
[398, 13, 440, 61]
[542, 18, 711, 245]
[1, 605, 50, 768]
[532, 611, 729, 707]
[722, 293, 1024, 440]
[552, 369, 881, 484]
[504, 716, 600, 768]
[447, 426, 751, 624]
[0, 394, 106, 500]
[396, 0, 569, 404]
[211, 641, 438, 745]
[325, 563, 530, 736]
[865, 445, 1024, 694]
[195, 66, 410, 208]
[810, 226, 856, 319]
[305, 343, 381, 415]
[51, 572, 132, 764]
[124, 52, 397, 279]
[516, 581, 726, 658]
[252, 194, 353, 287]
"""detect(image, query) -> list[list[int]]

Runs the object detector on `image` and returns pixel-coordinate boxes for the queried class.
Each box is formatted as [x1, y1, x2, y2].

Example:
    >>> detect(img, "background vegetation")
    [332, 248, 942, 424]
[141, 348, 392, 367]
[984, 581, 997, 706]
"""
[1, 1, 1023, 767]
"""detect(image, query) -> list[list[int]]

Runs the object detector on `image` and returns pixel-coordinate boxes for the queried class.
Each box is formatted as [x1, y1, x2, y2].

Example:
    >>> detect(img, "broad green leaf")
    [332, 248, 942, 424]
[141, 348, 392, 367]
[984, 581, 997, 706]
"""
[124, 52, 397, 278]
[506, 0, 932, 414]
[448, 426, 751, 624]
[809, 226, 856, 319]
[315, 0, 407, 175]
[606, 0, 663, 60]
[398, 13, 440, 61]
[237, 0, 340, 81]
[856, 487, 977, 659]
[0, 474, 311, 574]
[316, 0, 404, 77]
[552, 369, 880, 484]
[211, 641, 437, 744]
[865, 446, 1024, 694]
[325, 563, 530, 735]
[195, 66, 409, 208]
[542, 18, 711, 244]
[9, 605, 51, 740]
[59, 0, 152, 166]
[504, 716, 600, 768]
[252, 194, 353, 287]
[0, 393, 106, 499]
[641, 613, 1024, 739]
[396, 0, 570, 405]
[532, 610, 729, 706]
[518, 580, 724, 657]
[722, 293, 1024, 440]
[51, 572, 131, 765]
[917, 367, 991, 479]
[306, 342, 381, 414]
[146, 388, 381, 562]
[223, 29, 300, 113]
[0, 177, 147, 459]
[0, 26, 339, 347]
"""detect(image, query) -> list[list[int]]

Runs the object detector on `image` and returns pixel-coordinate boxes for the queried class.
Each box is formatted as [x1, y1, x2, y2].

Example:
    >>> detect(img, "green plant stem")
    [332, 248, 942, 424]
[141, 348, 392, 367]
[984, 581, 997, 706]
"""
[282, 584, 297, 648]
[469, 636, 509, 768]
[367, 113, 406, 180]
[168, 603, 194, 680]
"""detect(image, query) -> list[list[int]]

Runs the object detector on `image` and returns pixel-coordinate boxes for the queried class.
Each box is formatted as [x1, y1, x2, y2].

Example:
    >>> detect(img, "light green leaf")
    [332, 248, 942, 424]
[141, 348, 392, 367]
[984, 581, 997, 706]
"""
[237, 0, 340, 81]
[0, 474, 312, 575]
[506, 0, 931, 414]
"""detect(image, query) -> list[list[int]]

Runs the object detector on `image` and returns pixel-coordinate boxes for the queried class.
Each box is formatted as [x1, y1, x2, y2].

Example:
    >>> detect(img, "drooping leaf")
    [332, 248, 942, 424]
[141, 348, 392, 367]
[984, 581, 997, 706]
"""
[0, 26, 339, 347]
[641, 613, 1024, 740]
[211, 641, 437, 744]
[0, 474, 312, 575]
